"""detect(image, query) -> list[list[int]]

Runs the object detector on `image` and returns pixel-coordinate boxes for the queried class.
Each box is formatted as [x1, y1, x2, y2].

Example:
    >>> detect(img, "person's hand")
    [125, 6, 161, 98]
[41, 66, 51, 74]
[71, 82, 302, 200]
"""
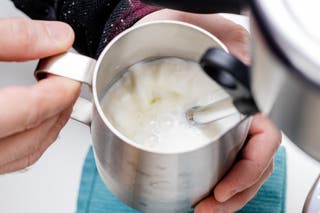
[0, 18, 81, 174]
[195, 114, 281, 212]
[138, 10, 281, 212]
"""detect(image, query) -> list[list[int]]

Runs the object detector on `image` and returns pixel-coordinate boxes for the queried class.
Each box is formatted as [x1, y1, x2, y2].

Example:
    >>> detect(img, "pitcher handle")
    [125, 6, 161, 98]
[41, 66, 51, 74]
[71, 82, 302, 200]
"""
[35, 52, 97, 126]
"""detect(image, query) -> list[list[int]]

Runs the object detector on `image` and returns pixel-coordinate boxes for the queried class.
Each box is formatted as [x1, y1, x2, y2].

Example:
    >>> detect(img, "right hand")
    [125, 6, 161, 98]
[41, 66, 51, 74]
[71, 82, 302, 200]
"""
[0, 18, 81, 174]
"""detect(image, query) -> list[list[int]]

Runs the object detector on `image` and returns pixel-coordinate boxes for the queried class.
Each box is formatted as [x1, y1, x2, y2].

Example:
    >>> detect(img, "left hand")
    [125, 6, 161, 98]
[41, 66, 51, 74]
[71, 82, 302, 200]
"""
[138, 10, 282, 212]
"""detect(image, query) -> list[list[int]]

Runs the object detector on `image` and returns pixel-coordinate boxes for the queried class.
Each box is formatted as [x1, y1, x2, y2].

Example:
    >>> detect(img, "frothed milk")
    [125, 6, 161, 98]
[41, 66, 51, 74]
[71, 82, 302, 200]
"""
[102, 58, 241, 152]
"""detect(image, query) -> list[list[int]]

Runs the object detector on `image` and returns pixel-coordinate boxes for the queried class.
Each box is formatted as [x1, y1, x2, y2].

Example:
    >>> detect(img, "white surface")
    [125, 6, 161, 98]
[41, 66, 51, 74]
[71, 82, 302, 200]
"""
[0, 1, 320, 213]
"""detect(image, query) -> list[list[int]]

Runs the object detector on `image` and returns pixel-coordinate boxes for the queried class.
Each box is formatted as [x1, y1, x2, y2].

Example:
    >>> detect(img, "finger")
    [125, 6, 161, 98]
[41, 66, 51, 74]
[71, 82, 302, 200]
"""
[0, 17, 74, 61]
[195, 160, 274, 213]
[180, 14, 250, 64]
[0, 107, 72, 174]
[0, 115, 59, 166]
[0, 75, 81, 138]
[214, 114, 281, 202]
[221, 25, 250, 65]
[222, 160, 274, 212]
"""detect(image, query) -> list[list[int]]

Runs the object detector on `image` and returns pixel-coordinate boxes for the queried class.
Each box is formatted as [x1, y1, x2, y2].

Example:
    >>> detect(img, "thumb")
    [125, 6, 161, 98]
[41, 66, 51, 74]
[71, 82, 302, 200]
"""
[0, 17, 74, 61]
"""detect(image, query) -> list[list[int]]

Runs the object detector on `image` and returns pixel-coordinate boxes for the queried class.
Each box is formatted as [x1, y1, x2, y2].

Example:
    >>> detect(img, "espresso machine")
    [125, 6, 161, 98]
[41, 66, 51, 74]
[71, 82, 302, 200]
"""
[142, 0, 320, 212]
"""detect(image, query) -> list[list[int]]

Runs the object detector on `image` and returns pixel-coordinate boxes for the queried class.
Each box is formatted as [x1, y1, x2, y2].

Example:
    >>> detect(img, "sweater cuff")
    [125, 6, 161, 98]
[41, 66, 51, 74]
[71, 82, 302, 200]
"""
[95, 0, 160, 58]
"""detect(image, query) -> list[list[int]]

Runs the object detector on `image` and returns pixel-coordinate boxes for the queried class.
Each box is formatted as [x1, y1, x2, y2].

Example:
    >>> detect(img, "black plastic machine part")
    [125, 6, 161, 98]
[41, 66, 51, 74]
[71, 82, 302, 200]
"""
[141, 0, 247, 14]
[200, 48, 259, 115]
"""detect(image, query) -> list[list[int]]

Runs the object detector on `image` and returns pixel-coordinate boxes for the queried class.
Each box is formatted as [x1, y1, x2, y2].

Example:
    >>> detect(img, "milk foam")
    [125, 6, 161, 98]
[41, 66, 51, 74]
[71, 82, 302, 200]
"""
[102, 58, 241, 152]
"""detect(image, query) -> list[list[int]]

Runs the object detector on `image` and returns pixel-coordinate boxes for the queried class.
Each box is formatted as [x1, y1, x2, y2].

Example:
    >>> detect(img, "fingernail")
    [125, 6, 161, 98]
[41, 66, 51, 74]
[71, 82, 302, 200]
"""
[45, 21, 74, 44]
[217, 188, 238, 203]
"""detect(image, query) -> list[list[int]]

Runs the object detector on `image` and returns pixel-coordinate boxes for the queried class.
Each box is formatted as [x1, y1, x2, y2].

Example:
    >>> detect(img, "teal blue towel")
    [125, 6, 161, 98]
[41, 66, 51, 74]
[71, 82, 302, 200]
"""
[77, 146, 286, 213]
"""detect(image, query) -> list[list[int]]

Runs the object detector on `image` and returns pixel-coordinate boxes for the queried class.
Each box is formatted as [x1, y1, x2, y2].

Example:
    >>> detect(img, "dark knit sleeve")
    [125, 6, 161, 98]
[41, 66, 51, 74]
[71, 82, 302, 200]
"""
[11, 0, 59, 20]
[11, 0, 159, 58]
[93, 0, 159, 58]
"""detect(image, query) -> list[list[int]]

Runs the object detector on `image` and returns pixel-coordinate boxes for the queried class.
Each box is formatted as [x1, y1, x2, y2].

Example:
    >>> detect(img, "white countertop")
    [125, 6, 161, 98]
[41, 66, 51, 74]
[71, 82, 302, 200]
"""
[0, 1, 320, 212]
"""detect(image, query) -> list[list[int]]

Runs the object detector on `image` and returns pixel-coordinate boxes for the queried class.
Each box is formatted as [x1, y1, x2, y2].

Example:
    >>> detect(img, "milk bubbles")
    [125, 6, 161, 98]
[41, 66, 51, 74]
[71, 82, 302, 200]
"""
[101, 58, 241, 152]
